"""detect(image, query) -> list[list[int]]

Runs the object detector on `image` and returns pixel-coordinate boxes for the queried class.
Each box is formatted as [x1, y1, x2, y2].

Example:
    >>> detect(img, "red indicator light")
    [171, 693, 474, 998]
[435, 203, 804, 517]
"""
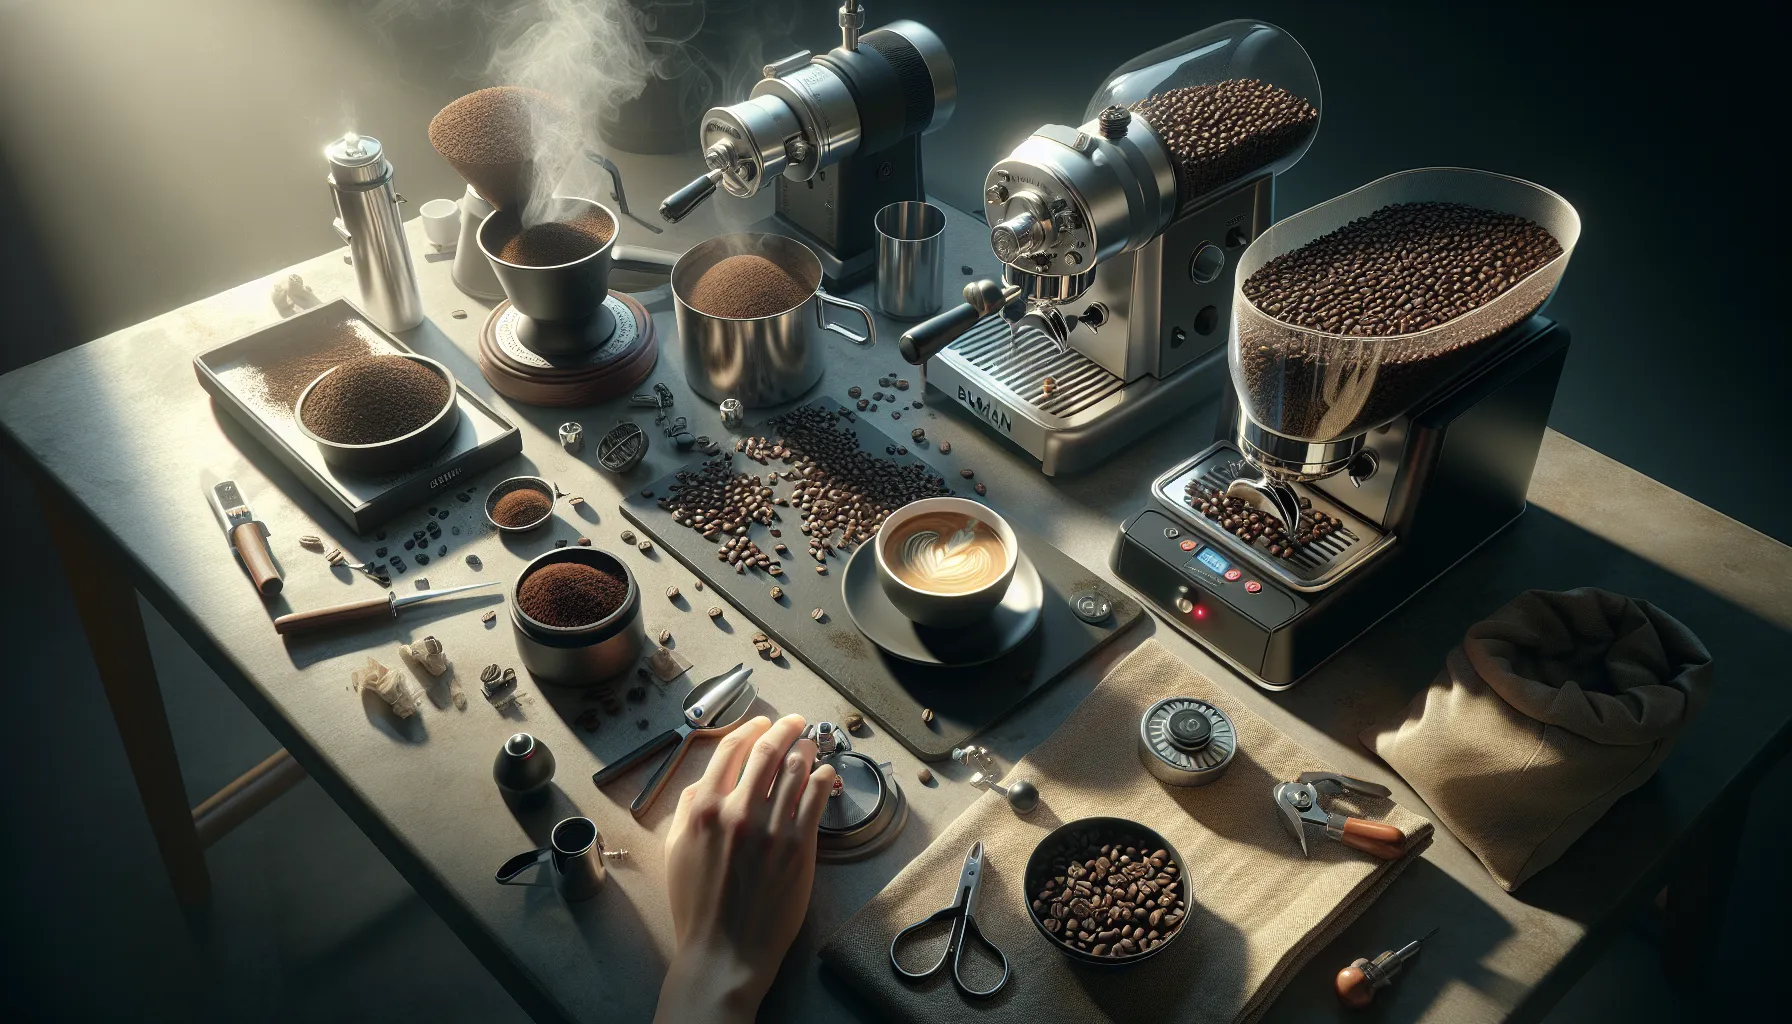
[1193, 606, 1207, 619]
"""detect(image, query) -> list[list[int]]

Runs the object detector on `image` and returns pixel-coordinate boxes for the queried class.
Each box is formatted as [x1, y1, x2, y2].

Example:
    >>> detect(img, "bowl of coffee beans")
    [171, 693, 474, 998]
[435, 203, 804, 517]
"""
[510, 547, 645, 685]
[294, 353, 459, 475]
[1024, 817, 1189, 966]
[485, 475, 556, 533]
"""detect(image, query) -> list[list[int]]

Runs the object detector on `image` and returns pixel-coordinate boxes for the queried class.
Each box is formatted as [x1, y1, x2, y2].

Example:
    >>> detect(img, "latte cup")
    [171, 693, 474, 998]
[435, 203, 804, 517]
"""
[876, 497, 1018, 628]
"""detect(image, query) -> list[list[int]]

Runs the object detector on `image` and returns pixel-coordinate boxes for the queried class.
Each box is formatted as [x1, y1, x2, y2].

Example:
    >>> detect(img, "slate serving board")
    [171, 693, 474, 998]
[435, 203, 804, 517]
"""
[620, 397, 1141, 761]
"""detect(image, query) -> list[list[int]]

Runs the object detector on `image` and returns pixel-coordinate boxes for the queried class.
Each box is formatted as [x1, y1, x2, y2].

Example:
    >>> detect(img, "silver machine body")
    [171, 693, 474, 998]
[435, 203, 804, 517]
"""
[325, 133, 423, 333]
[904, 21, 1319, 475]
[659, 2, 957, 287]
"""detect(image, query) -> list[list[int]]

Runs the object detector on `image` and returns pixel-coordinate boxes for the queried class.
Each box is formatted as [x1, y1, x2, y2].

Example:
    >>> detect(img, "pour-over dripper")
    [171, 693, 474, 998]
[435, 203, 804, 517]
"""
[429, 86, 577, 214]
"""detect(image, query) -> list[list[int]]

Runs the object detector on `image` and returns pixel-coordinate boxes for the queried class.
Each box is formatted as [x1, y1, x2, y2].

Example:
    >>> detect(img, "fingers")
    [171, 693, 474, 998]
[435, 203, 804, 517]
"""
[699, 715, 771, 797]
[730, 713, 807, 809]
[796, 762, 837, 837]
[765, 737, 819, 829]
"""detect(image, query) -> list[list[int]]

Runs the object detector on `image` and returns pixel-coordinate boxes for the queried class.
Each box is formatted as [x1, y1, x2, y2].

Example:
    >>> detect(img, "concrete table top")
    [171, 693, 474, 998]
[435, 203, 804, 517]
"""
[2, 147, 1787, 1024]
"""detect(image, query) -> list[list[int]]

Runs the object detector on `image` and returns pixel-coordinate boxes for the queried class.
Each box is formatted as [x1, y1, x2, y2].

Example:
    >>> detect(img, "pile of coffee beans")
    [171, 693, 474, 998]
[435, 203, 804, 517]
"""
[491, 487, 552, 528]
[1237, 201, 1563, 436]
[299, 355, 449, 445]
[657, 404, 950, 567]
[686, 254, 811, 319]
[1184, 478, 1342, 559]
[1030, 831, 1186, 958]
[518, 562, 628, 627]
[492, 209, 615, 266]
[1130, 79, 1317, 212]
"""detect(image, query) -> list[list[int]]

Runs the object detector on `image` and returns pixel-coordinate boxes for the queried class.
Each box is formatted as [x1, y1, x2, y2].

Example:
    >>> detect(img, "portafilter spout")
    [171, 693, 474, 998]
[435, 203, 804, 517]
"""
[1228, 411, 1367, 534]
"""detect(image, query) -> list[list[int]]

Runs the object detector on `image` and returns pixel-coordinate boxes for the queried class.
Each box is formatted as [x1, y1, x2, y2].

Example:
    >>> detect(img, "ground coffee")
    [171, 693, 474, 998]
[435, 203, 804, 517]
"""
[299, 355, 449, 445]
[518, 562, 629, 627]
[1130, 79, 1317, 212]
[686, 255, 811, 319]
[222, 317, 382, 420]
[492, 487, 552, 528]
[1238, 202, 1562, 437]
[491, 209, 616, 266]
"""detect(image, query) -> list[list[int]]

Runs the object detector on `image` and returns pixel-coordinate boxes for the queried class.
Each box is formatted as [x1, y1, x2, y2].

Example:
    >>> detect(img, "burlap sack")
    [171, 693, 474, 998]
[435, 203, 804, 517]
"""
[1363, 587, 1712, 891]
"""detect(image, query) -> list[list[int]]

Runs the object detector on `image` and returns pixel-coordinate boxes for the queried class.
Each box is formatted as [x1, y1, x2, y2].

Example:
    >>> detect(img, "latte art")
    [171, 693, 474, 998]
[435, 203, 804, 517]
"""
[885, 512, 1008, 594]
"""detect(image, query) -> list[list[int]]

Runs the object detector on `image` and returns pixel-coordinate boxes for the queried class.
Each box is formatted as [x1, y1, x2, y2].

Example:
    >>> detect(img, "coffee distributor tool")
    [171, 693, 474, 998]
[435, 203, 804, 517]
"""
[1138, 696, 1236, 786]
[658, 1, 957, 287]
[806, 721, 905, 860]
[898, 21, 1320, 475]
[1112, 167, 1582, 688]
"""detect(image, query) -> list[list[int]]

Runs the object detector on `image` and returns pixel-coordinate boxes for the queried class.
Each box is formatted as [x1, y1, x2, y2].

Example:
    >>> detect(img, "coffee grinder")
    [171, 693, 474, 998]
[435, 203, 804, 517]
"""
[658, 1, 957, 287]
[899, 21, 1320, 475]
[1111, 168, 1582, 689]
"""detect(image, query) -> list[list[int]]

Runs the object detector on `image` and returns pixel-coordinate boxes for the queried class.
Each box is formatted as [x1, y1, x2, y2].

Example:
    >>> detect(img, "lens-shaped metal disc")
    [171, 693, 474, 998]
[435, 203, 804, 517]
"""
[1139, 696, 1236, 786]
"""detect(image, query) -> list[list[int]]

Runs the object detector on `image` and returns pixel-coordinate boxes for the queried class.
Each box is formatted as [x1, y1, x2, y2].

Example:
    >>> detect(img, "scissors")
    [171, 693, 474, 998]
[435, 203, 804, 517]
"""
[888, 841, 1010, 998]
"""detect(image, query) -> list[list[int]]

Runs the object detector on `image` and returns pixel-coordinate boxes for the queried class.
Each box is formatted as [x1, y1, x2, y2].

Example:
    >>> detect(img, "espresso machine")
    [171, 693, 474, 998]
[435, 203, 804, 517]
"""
[899, 22, 1320, 475]
[1112, 168, 1582, 689]
[658, 0, 957, 287]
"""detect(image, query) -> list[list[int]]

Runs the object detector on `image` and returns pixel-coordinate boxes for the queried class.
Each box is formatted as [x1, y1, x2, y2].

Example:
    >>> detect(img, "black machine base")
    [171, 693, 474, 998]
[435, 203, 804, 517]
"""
[1111, 316, 1570, 689]
[773, 136, 924, 290]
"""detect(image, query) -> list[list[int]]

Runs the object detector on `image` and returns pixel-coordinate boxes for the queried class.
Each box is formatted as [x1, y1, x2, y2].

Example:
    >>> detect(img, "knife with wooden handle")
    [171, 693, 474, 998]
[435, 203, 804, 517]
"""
[273, 581, 499, 636]
[202, 472, 282, 597]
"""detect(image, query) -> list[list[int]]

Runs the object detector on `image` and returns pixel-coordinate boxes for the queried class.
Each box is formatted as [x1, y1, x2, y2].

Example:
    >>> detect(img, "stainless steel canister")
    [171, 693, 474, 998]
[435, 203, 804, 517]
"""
[876, 201, 946, 320]
[511, 547, 645, 685]
[673, 233, 875, 407]
[325, 133, 423, 332]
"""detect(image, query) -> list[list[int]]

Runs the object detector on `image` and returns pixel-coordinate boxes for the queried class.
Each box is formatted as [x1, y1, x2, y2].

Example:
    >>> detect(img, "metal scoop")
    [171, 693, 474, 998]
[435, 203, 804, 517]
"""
[1226, 474, 1305, 537]
[592, 664, 756, 818]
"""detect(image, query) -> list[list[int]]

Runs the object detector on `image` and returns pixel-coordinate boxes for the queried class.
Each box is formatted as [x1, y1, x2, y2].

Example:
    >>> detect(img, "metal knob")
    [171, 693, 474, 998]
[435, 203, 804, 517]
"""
[991, 211, 1044, 261]
[971, 771, 1039, 815]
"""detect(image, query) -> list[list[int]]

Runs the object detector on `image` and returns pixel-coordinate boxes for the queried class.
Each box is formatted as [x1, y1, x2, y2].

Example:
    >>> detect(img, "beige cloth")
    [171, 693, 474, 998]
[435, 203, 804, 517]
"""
[1363, 588, 1712, 892]
[819, 640, 1432, 1024]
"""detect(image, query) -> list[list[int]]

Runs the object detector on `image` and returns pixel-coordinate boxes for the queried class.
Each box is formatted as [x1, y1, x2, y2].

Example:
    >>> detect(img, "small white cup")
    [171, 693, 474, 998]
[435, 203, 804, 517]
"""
[876, 497, 1018, 628]
[420, 198, 460, 248]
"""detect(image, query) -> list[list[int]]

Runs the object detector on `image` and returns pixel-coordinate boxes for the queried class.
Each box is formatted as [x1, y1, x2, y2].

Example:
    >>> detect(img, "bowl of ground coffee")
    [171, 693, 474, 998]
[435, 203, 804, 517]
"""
[1231, 167, 1580, 444]
[1024, 816, 1190, 967]
[294, 353, 459, 474]
[485, 475, 556, 533]
[672, 232, 875, 407]
[511, 548, 645, 685]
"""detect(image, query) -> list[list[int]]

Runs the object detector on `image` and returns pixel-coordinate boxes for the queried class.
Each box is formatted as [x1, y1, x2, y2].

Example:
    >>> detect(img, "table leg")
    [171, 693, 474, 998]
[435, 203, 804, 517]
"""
[37, 480, 210, 907]
[1663, 788, 1748, 987]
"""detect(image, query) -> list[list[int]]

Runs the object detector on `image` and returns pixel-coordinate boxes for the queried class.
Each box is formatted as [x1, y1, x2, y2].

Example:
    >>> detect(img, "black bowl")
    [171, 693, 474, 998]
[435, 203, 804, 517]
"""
[294, 352, 459, 476]
[1022, 816, 1189, 967]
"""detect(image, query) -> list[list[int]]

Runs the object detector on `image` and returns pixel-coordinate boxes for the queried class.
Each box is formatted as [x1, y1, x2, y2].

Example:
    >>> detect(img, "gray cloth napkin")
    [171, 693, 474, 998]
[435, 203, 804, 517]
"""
[820, 640, 1432, 1023]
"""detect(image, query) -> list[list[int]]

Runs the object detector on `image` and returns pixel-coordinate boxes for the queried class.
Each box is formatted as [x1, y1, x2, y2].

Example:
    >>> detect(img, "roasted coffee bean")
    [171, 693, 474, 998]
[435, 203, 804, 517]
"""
[856, 398, 869, 411]
[707, 606, 722, 618]
[921, 708, 934, 724]
[937, 440, 951, 454]
[811, 608, 825, 620]
[637, 540, 653, 553]
[848, 386, 862, 398]
[975, 482, 987, 495]
[1131, 80, 1318, 213]
[620, 530, 636, 544]
[844, 712, 864, 732]
[959, 468, 974, 478]
[657, 628, 671, 644]
[917, 767, 933, 784]
[665, 585, 680, 600]
[1030, 827, 1185, 959]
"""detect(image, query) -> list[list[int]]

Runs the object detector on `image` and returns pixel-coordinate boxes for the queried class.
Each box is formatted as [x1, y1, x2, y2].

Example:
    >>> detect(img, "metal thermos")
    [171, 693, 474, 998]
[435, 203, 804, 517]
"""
[325, 132, 424, 332]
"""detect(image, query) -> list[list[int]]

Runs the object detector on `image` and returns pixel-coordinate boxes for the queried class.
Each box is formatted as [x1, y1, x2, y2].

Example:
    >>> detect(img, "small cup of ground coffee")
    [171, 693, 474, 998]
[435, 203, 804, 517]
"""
[671, 232, 875, 408]
[511, 547, 645, 685]
[1023, 816, 1190, 967]
[294, 352, 459, 475]
[485, 475, 557, 532]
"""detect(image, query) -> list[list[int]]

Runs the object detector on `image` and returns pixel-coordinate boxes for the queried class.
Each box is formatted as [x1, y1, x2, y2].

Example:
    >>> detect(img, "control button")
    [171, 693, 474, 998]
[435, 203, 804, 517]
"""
[1226, 226, 1250, 248]
[1069, 589, 1113, 625]
[1163, 526, 1180, 539]
[1244, 580, 1262, 594]
[1173, 595, 1193, 615]
[1189, 243, 1225, 284]
[1193, 304, 1219, 335]
[1179, 539, 1196, 551]
[1223, 568, 1241, 582]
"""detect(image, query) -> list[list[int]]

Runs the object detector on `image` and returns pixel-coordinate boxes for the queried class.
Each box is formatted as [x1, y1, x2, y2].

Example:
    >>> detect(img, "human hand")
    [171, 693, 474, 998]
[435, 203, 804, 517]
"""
[653, 713, 836, 1024]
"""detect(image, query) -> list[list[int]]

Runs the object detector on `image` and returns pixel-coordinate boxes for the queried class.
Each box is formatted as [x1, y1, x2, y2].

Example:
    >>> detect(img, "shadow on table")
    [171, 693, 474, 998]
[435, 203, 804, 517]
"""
[1272, 504, 1792, 923]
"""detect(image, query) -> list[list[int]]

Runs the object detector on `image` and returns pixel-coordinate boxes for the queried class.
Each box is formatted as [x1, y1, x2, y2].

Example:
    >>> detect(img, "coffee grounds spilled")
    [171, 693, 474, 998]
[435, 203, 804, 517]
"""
[1130, 79, 1318, 213]
[687, 255, 811, 319]
[491, 209, 616, 266]
[518, 562, 629, 627]
[299, 355, 449, 445]
[492, 487, 552, 527]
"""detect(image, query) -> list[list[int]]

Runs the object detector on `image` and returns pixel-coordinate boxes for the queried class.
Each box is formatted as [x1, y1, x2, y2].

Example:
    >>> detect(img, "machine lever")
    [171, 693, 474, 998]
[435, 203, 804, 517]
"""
[899, 279, 1022, 364]
[660, 170, 722, 223]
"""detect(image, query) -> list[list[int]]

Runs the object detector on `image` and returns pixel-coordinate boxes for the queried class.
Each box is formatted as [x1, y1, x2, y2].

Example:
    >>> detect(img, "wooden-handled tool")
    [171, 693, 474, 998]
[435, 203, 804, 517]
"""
[203, 472, 283, 597]
[274, 581, 499, 636]
[1336, 928, 1436, 1008]
[1274, 771, 1408, 861]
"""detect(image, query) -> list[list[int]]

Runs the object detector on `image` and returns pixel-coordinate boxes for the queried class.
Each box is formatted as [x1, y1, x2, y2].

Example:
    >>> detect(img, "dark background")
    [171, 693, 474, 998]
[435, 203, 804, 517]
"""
[1, 0, 1784, 541]
[0, 2, 1782, 1021]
